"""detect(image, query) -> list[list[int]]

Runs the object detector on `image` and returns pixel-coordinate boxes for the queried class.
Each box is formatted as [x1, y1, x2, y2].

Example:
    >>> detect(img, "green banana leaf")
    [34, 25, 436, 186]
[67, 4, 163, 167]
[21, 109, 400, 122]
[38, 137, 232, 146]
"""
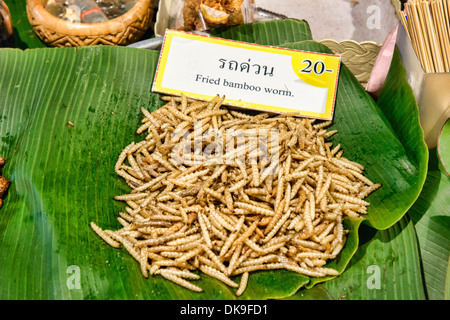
[446, 255, 450, 300]
[0, 19, 428, 299]
[438, 118, 450, 176]
[408, 148, 450, 300]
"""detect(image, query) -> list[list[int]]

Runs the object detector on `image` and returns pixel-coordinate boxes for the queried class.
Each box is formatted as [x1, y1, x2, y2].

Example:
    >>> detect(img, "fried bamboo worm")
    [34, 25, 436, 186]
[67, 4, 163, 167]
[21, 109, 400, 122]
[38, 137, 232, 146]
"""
[93, 93, 381, 296]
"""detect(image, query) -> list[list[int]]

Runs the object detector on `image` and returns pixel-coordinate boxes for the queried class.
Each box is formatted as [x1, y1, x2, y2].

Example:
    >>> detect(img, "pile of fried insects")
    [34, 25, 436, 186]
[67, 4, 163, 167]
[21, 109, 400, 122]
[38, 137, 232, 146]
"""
[91, 94, 381, 296]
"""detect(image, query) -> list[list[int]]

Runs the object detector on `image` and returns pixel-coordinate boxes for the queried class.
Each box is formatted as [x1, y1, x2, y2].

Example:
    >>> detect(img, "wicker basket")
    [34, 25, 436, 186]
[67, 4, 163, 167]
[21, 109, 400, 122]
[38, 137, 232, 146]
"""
[26, 0, 155, 47]
[320, 39, 381, 87]
[321, 0, 401, 87]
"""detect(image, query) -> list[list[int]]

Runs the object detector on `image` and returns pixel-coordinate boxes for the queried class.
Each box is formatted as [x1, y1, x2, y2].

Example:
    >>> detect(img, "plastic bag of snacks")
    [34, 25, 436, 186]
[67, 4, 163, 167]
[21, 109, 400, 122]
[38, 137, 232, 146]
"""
[169, 0, 255, 32]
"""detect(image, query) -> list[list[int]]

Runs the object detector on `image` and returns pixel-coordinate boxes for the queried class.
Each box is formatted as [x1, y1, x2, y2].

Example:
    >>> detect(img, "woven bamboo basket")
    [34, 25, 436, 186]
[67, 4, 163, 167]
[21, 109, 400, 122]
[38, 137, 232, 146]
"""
[321, 0, 400, 87]
[26, 0, 155, 47]
[319, 39, 381, 87]
[320, 0, 401, 86]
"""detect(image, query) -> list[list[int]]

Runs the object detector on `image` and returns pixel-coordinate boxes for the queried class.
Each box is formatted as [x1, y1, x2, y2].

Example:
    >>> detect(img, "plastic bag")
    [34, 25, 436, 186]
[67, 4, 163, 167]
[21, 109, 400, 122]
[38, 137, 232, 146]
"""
[168, 0, 255, 32]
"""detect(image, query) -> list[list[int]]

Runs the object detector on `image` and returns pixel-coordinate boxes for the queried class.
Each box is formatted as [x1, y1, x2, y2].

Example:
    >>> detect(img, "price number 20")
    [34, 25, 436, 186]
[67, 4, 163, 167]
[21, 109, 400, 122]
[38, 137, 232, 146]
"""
[300, 59, 333, 75]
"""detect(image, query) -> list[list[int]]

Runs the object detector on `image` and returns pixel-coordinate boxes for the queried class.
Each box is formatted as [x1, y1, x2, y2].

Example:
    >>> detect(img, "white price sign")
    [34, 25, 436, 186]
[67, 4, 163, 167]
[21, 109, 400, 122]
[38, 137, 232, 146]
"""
[153, 30, 341, 120]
